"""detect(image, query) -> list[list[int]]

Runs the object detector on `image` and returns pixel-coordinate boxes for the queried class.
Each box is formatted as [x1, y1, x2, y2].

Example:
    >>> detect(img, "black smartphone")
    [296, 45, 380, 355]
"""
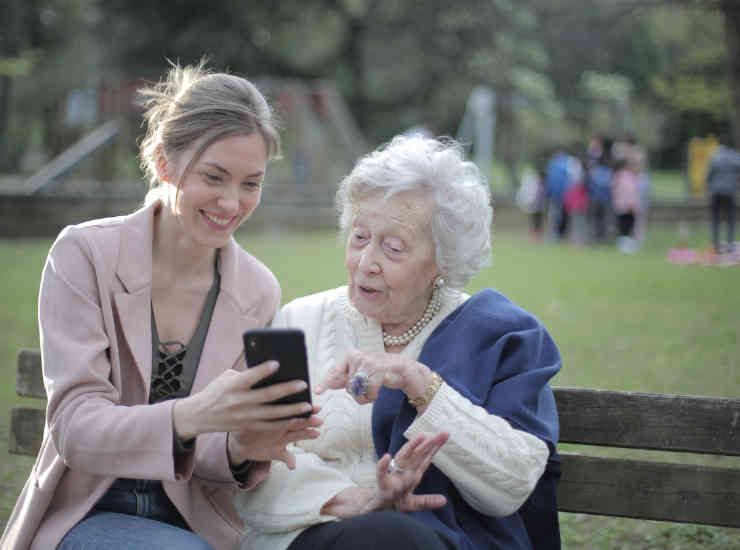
[243, 328, 312, 419]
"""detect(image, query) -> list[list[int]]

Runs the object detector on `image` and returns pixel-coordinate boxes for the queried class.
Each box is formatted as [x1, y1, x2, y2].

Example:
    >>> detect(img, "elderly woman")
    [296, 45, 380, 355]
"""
[236, 135, 562, 550]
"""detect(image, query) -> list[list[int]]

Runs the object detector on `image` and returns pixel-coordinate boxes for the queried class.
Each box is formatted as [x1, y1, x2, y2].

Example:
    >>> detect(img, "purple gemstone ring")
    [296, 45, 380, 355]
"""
[348, 372, 370, 398]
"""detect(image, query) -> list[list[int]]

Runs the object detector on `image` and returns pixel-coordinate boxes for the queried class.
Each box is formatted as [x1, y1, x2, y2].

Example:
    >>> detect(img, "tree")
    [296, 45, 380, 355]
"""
[0, 0, 99, 171]
[721, 0, 740, 145]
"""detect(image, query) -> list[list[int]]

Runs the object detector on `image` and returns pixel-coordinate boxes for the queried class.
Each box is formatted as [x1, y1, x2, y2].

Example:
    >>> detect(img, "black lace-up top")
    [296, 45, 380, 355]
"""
[149, 254, 221, 404]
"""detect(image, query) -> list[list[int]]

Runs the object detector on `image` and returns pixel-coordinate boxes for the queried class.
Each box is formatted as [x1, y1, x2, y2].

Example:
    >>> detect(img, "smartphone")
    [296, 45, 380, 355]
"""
[243, 328, 312, 419]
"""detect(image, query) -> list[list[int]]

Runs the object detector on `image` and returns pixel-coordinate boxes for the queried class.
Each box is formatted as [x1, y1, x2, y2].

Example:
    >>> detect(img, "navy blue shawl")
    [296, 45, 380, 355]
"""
[372, 289, 561, 550]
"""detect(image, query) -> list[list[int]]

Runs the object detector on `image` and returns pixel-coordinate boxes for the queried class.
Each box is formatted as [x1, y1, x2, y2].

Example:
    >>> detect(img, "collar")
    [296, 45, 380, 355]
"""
[115, 199, 256, 314]
[337, 285, 467, 359]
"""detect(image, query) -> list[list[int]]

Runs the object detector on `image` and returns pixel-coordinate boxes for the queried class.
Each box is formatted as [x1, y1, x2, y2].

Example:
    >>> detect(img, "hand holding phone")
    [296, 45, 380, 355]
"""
[243, 328, 312, 419]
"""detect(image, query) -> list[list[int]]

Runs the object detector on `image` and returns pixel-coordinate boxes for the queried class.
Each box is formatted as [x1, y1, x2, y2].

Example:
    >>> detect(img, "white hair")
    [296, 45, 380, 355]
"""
[336, 135, 493, 289]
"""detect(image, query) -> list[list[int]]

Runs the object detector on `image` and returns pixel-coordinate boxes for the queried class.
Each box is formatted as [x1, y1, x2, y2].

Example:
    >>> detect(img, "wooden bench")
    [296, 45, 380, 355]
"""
[9, 349, 46, 456]
[9, 348, 740, 528]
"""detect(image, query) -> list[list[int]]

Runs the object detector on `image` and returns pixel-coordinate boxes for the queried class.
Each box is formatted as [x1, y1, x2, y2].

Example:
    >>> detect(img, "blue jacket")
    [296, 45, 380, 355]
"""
[545, 153, 571, 202]
[372, 289, 562, 550]
[588, 164, 613, 205]
[707, 146, 740, 197]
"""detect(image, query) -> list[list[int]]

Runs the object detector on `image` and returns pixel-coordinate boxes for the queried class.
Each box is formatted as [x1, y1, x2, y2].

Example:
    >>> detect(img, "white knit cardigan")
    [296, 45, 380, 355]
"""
[235, 287, 548, 550]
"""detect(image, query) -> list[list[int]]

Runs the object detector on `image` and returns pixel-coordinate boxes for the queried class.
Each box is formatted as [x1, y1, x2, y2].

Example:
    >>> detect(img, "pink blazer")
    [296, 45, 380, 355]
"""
[0, 201, 281, 550]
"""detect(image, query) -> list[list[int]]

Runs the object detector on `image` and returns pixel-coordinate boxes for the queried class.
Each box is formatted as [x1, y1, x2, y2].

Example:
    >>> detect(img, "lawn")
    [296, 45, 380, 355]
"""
[1, 220, 738, 548]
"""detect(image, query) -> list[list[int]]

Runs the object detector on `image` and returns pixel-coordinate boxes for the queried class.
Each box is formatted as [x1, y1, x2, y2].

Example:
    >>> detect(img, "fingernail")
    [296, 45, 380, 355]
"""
[302, 403, 312, 412]
[295, 381, 307, 391]
[269, 361, 279, 371]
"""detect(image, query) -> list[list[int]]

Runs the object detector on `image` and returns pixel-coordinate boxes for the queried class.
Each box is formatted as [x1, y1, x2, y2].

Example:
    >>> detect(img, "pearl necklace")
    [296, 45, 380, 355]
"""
[382, 278, 443, 347]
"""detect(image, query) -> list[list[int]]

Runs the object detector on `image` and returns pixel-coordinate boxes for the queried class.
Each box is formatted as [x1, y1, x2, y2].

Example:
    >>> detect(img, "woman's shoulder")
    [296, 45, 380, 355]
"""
[280, 286, 346, 316]
[48, 213, 130, 269]
[51, 202, 157, 257]
[459, 288, 546, 333]
[55, 212, 126, 242]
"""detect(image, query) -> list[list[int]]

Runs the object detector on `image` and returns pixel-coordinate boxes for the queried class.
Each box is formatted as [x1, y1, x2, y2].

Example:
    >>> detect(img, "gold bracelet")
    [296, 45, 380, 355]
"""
[407, 371, 443, 408]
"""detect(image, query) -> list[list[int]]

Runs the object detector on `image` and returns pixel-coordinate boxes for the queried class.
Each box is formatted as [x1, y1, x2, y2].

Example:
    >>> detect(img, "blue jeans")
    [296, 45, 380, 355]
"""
[57, 479, 214, 549]
[711, 193, 736, 252]
[287, 510, 456, 550]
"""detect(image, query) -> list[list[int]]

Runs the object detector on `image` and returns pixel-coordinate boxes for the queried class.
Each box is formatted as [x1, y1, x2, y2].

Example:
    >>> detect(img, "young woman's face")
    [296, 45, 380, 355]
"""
[345, 189, 439, 330]
[165, 133, 267, 249]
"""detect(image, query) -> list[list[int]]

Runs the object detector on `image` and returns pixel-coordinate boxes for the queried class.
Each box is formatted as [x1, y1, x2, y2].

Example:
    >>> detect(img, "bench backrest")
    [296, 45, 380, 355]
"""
[9, 349, 740, 527]
[555, 387, 740, 527]
[10, 349, 46, 456]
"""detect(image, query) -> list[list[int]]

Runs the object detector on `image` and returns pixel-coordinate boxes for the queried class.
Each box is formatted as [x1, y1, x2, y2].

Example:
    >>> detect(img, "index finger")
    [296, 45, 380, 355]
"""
[315, 358, 350, 394]
[240, 360, 279, 388]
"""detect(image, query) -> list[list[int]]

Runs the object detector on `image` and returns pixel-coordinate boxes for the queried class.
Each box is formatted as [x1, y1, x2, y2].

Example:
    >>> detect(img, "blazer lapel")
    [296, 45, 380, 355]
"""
[110, 206, 269, 396]
[192, 238, 260, 392]
[113, 202, 157, 393]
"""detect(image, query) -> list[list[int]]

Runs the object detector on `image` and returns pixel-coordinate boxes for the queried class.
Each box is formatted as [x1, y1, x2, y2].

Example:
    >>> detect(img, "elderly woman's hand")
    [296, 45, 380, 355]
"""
[320, 432, 449, 518]
[316, 348, 437, 410]
[374, 432, 450, 511]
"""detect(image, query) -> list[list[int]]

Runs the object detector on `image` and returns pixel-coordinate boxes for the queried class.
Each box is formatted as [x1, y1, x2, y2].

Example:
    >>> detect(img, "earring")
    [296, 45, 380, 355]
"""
[433, 275, 445, 289]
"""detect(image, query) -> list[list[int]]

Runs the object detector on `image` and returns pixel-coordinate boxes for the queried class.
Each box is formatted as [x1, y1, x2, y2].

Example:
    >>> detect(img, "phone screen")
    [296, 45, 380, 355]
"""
[243, 328, 312, 418]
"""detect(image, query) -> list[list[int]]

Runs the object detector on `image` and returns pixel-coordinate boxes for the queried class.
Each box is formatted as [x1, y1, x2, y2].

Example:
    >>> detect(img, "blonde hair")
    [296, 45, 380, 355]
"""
[138, 60, 280, 202]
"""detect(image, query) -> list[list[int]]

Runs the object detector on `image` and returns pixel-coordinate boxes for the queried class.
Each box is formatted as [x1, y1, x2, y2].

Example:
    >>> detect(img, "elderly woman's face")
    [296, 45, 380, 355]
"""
[345, 190, 439, 330]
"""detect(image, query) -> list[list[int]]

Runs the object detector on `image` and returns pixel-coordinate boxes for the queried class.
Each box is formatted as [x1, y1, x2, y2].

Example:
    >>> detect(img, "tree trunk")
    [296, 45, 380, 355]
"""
[498, 91, 520, 194]
[721, 0, 740, 147]
[0, 76, 11, 169]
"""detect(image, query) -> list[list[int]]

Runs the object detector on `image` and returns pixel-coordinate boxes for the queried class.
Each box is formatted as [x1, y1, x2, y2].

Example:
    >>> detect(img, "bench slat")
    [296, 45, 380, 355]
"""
[9, 407, 44, 456]
[16, 348, 45, 399]
[558, 453, 740, 527]
[554, 387, 740, 456]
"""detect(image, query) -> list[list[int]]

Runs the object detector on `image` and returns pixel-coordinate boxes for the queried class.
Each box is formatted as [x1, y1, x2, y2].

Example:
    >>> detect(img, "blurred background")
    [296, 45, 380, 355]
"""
[1, 1, 739, 548]
[0, 0, 735, 208]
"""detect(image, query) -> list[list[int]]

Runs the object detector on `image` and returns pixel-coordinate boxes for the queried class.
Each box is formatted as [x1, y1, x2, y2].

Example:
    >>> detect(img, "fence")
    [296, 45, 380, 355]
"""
[0, 185, 735, 238]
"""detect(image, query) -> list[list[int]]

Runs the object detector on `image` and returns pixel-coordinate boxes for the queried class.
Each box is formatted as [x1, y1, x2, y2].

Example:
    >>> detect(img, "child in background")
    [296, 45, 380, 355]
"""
[611, 157, 641, 253]
[563, 157, 589, 246]
[516, 166, 547, 241]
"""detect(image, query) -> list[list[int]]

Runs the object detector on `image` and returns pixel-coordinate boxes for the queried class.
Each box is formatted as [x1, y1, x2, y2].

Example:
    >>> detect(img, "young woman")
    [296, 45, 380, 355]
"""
[1, 62, 321, 550]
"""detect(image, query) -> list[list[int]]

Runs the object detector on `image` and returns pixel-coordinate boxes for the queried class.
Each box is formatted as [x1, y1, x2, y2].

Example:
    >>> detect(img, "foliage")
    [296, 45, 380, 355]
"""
[0, 0, 734, 173]
[0, 0, 101, 170]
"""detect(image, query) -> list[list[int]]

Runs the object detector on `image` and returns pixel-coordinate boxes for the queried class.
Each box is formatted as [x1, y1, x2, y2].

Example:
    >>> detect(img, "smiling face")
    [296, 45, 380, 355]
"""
[163, 132, 268, 249]
[345, 189, 440, 333]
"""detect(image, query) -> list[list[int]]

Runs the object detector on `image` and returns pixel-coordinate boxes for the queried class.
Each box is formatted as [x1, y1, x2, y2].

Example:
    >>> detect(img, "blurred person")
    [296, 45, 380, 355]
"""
[611, 156, 641, 253]
[610, 134, 634, 165]
[563, 156, 589, 246]
[586, 148, 613, 243]
[705, 142, 740, 255]
[585, 135, 604, 170]
[516, 164, 547, 241]
[631, 147, 651, 245]
[0, 61, 322, 550]
[544, 150, 572, 240]
[236, 135, 563, 550]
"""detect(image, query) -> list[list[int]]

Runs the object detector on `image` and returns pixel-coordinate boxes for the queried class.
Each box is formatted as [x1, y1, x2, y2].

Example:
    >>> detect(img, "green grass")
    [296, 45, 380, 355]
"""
[1, 224, 738, 548]
[650, 170, 690, 200]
